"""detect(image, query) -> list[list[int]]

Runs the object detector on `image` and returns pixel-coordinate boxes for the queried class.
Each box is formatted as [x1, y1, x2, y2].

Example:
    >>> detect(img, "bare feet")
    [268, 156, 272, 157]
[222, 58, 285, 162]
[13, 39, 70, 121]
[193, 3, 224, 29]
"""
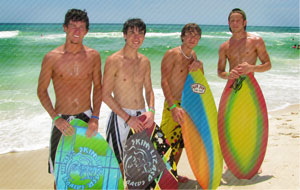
[178, 175, 189, 183]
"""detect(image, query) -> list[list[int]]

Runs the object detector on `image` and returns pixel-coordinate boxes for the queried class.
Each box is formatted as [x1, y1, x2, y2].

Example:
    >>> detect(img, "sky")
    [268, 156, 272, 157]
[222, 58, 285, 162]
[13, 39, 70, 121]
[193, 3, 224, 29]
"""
[0, 0, 299, 27]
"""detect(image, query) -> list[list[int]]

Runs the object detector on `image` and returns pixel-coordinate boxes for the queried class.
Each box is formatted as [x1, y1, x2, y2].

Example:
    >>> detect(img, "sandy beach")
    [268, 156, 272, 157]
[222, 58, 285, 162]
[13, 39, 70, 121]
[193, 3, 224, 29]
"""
[0, 104, 299, 190]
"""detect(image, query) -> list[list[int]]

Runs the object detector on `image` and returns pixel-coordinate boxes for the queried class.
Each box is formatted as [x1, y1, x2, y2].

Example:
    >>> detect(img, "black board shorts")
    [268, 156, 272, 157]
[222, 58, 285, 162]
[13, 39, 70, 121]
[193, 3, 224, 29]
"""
[48, 109, 92, 174]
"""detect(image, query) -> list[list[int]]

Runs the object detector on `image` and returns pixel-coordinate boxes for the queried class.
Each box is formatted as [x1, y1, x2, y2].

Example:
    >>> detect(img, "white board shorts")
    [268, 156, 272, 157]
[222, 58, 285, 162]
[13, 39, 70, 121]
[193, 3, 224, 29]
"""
[106, 108, 146, 163]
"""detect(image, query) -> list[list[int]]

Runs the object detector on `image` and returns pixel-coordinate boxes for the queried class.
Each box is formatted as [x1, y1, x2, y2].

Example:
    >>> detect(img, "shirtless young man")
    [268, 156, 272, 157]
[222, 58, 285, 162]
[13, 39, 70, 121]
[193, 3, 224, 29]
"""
[218, 8, 271, 80]
[102, 18, 155, 174]
[160, 23, 203, 183]
[37, 9, 102, 181]
[217, 8, 271, 173]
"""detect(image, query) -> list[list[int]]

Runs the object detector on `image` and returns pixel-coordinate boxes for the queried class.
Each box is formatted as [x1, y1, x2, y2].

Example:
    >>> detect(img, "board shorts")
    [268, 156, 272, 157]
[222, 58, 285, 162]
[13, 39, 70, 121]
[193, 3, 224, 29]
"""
[106, 108, 146, 164]
[160, 100, 184, 157]
[48, 109, 92, 175]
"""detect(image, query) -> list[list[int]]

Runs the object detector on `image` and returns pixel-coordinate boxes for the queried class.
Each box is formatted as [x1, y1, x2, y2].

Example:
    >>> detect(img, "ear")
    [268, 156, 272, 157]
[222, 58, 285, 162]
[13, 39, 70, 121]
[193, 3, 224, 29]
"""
[244, 20, 247, 27]
[63, 24, 67, 32]
[123, 33, 127, 41]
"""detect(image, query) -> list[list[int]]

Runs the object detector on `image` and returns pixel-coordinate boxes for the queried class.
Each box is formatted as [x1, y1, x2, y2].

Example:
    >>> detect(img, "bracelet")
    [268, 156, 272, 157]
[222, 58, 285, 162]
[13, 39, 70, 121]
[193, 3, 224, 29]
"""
[53, 116, 60, 122]
[169, 104, 177, 110]
[125, 115, 131, 124]
[148, 107, 155, 114]
[91, 115, 99, 120]
[226, 72, 230, 77]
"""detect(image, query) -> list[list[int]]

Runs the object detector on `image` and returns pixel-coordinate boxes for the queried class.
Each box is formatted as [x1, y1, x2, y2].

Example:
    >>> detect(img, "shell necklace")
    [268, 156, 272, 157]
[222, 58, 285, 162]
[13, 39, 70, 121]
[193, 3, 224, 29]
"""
[179, 46, 192, 59]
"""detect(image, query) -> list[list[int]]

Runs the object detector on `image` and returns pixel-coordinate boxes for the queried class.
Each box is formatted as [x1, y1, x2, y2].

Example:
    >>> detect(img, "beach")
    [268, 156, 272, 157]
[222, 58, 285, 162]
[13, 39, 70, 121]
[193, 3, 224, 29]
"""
[0, 104, 299, 189]
[0, 23, 299, 189]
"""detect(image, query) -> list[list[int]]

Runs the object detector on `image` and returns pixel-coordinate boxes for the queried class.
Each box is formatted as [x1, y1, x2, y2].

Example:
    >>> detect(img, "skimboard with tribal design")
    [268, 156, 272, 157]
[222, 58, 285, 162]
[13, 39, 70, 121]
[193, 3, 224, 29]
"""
[55, 119, 124, 189]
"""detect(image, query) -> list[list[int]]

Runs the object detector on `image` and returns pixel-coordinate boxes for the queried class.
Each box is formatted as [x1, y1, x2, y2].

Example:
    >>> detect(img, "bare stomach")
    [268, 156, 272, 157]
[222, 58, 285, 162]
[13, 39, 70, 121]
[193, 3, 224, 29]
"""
[53, 81, 92, 115]
[114, 92, 145, 110]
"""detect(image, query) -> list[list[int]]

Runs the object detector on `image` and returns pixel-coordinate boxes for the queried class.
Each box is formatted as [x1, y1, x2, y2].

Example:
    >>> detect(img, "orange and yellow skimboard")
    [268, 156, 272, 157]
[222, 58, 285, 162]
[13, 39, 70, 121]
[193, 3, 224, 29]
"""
[218, 73, 268, 179]
[181, 70, 223, 189]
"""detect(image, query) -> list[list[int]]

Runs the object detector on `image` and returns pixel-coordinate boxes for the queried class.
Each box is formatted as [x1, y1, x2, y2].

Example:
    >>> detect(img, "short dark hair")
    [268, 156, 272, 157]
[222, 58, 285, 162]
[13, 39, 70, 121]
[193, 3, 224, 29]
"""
[228, 8, 247, 32]
[64, 9, 89, 30]
[181, 23, 202, 42]
[122, 18, 146, 35]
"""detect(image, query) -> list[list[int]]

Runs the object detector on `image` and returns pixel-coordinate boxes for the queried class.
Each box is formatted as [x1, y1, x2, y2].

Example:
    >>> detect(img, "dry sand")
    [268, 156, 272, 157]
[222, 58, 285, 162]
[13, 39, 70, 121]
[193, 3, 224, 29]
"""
[0, 104, 299, 189]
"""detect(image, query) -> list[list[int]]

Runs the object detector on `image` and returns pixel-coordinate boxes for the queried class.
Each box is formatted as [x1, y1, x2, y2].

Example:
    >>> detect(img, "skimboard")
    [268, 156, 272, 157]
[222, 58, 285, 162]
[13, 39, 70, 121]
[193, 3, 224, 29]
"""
[55, 119, 124, 189]
[218, 73, 268, 179]
[124, 115, 178, 189]
[181, 70, 223, 189]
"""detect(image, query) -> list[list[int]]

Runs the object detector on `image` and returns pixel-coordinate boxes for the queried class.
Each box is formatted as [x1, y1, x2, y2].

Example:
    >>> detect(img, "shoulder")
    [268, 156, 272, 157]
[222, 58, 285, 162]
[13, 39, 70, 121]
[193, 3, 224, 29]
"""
[247, 33, 265, 47]
[42, 45, 64, 64]
[163, 47, 181, 60]
[247, 33, 263, 42]
[138, 53, 150, 63]
[84, 46, 100, 57]
[219, 40, 230, 50]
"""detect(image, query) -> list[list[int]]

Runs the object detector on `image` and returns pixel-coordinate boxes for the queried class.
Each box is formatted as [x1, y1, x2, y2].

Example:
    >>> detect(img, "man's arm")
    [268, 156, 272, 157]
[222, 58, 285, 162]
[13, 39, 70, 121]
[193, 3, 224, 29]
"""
[255, 37, 271, 72]
[161, 50, 184, 124]
[37, 54, 57, 119]
[161, 50, 176, 107]
[37, 53, 73, 136]
[102, 56, 144, 132]
[217, 42, 240, 80]
[86, 51, 102, 138]
[142, 57, 155, 128]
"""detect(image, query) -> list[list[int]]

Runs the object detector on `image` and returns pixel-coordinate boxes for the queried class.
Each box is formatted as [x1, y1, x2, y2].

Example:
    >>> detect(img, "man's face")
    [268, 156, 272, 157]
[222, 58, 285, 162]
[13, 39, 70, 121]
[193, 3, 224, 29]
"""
[124, 27, 145, 49]
[182, 30, 201, 49]
[64, 20, 88, 44]
[229, 13, 247, 33]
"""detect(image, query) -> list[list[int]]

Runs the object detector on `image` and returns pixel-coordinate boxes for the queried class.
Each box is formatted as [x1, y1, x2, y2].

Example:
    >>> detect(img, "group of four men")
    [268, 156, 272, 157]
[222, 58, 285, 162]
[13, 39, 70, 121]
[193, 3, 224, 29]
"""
[37, 8, 271, 187]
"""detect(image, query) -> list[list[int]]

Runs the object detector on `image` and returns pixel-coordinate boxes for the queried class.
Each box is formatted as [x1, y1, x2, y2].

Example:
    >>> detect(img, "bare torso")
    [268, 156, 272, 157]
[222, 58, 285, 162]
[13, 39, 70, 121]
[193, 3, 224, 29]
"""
[166, 47, 194, 100]
[109, 51, 149, 109]
[225, 33, 260, 70]
[50, 45, 98, 114]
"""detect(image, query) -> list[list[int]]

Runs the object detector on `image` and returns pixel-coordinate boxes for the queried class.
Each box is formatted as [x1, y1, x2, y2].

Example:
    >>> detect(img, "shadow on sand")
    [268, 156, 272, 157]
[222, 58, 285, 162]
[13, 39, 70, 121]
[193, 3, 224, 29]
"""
[178, 178, 202, 189]
[177, 170, 274, 189]
[220, 169, 274, 186]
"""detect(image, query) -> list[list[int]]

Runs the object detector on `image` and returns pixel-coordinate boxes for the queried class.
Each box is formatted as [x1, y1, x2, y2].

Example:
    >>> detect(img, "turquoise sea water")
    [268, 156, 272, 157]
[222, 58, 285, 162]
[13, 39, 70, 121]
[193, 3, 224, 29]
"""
[0, 23, 299, 154]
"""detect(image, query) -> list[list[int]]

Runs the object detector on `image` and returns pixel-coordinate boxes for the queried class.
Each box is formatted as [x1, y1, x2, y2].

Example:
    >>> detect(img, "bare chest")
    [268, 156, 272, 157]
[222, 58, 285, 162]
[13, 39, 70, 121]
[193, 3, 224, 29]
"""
[227, 40, 257, 62]
[116, 60, 146, 84]
[54, 54, 93, 80]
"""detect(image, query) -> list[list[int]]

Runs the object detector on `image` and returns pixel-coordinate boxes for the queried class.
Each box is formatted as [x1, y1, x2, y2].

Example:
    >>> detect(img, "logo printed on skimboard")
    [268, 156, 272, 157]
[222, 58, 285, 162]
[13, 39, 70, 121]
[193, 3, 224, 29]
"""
[191, 83, 206, 94]
[124, 133, 164, 189]
[60, 147, 104, 189]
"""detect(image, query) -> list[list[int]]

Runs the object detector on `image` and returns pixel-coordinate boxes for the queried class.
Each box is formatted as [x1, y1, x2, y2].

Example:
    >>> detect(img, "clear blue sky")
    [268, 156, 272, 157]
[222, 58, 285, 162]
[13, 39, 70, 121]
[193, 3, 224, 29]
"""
[0, 0, 299, 27]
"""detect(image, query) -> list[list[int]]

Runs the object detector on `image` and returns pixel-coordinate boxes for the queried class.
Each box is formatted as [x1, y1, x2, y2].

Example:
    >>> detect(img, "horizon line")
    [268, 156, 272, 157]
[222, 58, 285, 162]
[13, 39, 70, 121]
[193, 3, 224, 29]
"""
[0, 22, 299, 28]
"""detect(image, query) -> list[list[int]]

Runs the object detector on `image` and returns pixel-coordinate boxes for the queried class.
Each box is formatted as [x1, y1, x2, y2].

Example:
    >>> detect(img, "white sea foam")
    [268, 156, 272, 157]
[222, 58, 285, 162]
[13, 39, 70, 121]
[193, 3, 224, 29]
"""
[86, 32, 181, 38]
[0, 30, 19, 38]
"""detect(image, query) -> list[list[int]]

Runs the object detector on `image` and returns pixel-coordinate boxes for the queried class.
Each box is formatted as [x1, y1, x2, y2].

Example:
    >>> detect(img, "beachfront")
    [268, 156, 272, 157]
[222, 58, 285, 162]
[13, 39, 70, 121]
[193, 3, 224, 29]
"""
[0, 104, 299, 189]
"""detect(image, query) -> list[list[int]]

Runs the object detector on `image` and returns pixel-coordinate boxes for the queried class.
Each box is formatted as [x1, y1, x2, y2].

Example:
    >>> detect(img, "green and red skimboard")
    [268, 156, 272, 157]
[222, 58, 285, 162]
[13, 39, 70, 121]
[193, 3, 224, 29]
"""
[218, 73, 268, 179]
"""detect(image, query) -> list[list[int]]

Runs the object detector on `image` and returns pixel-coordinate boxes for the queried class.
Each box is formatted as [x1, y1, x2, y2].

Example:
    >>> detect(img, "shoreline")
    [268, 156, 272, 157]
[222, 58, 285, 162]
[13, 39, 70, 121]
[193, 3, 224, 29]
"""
[0, 104, 299, 189]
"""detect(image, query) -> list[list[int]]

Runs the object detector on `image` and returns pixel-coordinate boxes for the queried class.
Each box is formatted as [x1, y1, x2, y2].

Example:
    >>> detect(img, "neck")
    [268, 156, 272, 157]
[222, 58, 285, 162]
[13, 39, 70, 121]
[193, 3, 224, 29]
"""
[64, 43, 84, 54]
[180, 45, 193, 59]
[123, 45, 139, 59]
[232, 31, 247, 40]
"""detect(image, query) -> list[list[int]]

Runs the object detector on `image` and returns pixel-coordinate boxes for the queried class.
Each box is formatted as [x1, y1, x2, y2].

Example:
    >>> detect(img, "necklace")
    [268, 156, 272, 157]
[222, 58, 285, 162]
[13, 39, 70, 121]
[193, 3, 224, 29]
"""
[179, 46, 192, 59]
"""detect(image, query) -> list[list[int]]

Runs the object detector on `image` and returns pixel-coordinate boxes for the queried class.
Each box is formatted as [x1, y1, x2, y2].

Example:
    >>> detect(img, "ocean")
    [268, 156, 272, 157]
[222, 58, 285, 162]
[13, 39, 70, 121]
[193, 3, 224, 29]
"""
[0, 23, 299, 154]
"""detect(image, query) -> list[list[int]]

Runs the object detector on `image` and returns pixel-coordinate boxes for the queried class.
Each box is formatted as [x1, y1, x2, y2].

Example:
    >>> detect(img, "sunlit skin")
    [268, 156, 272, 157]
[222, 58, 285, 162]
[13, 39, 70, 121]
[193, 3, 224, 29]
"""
[217, 11, 272, 175]
[161, 28, 204, 181]
[37, 20, 102, 138]
[102, 26, 155, 178]
[218, 13, 271, 80]
[102, 26, 154, 132]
